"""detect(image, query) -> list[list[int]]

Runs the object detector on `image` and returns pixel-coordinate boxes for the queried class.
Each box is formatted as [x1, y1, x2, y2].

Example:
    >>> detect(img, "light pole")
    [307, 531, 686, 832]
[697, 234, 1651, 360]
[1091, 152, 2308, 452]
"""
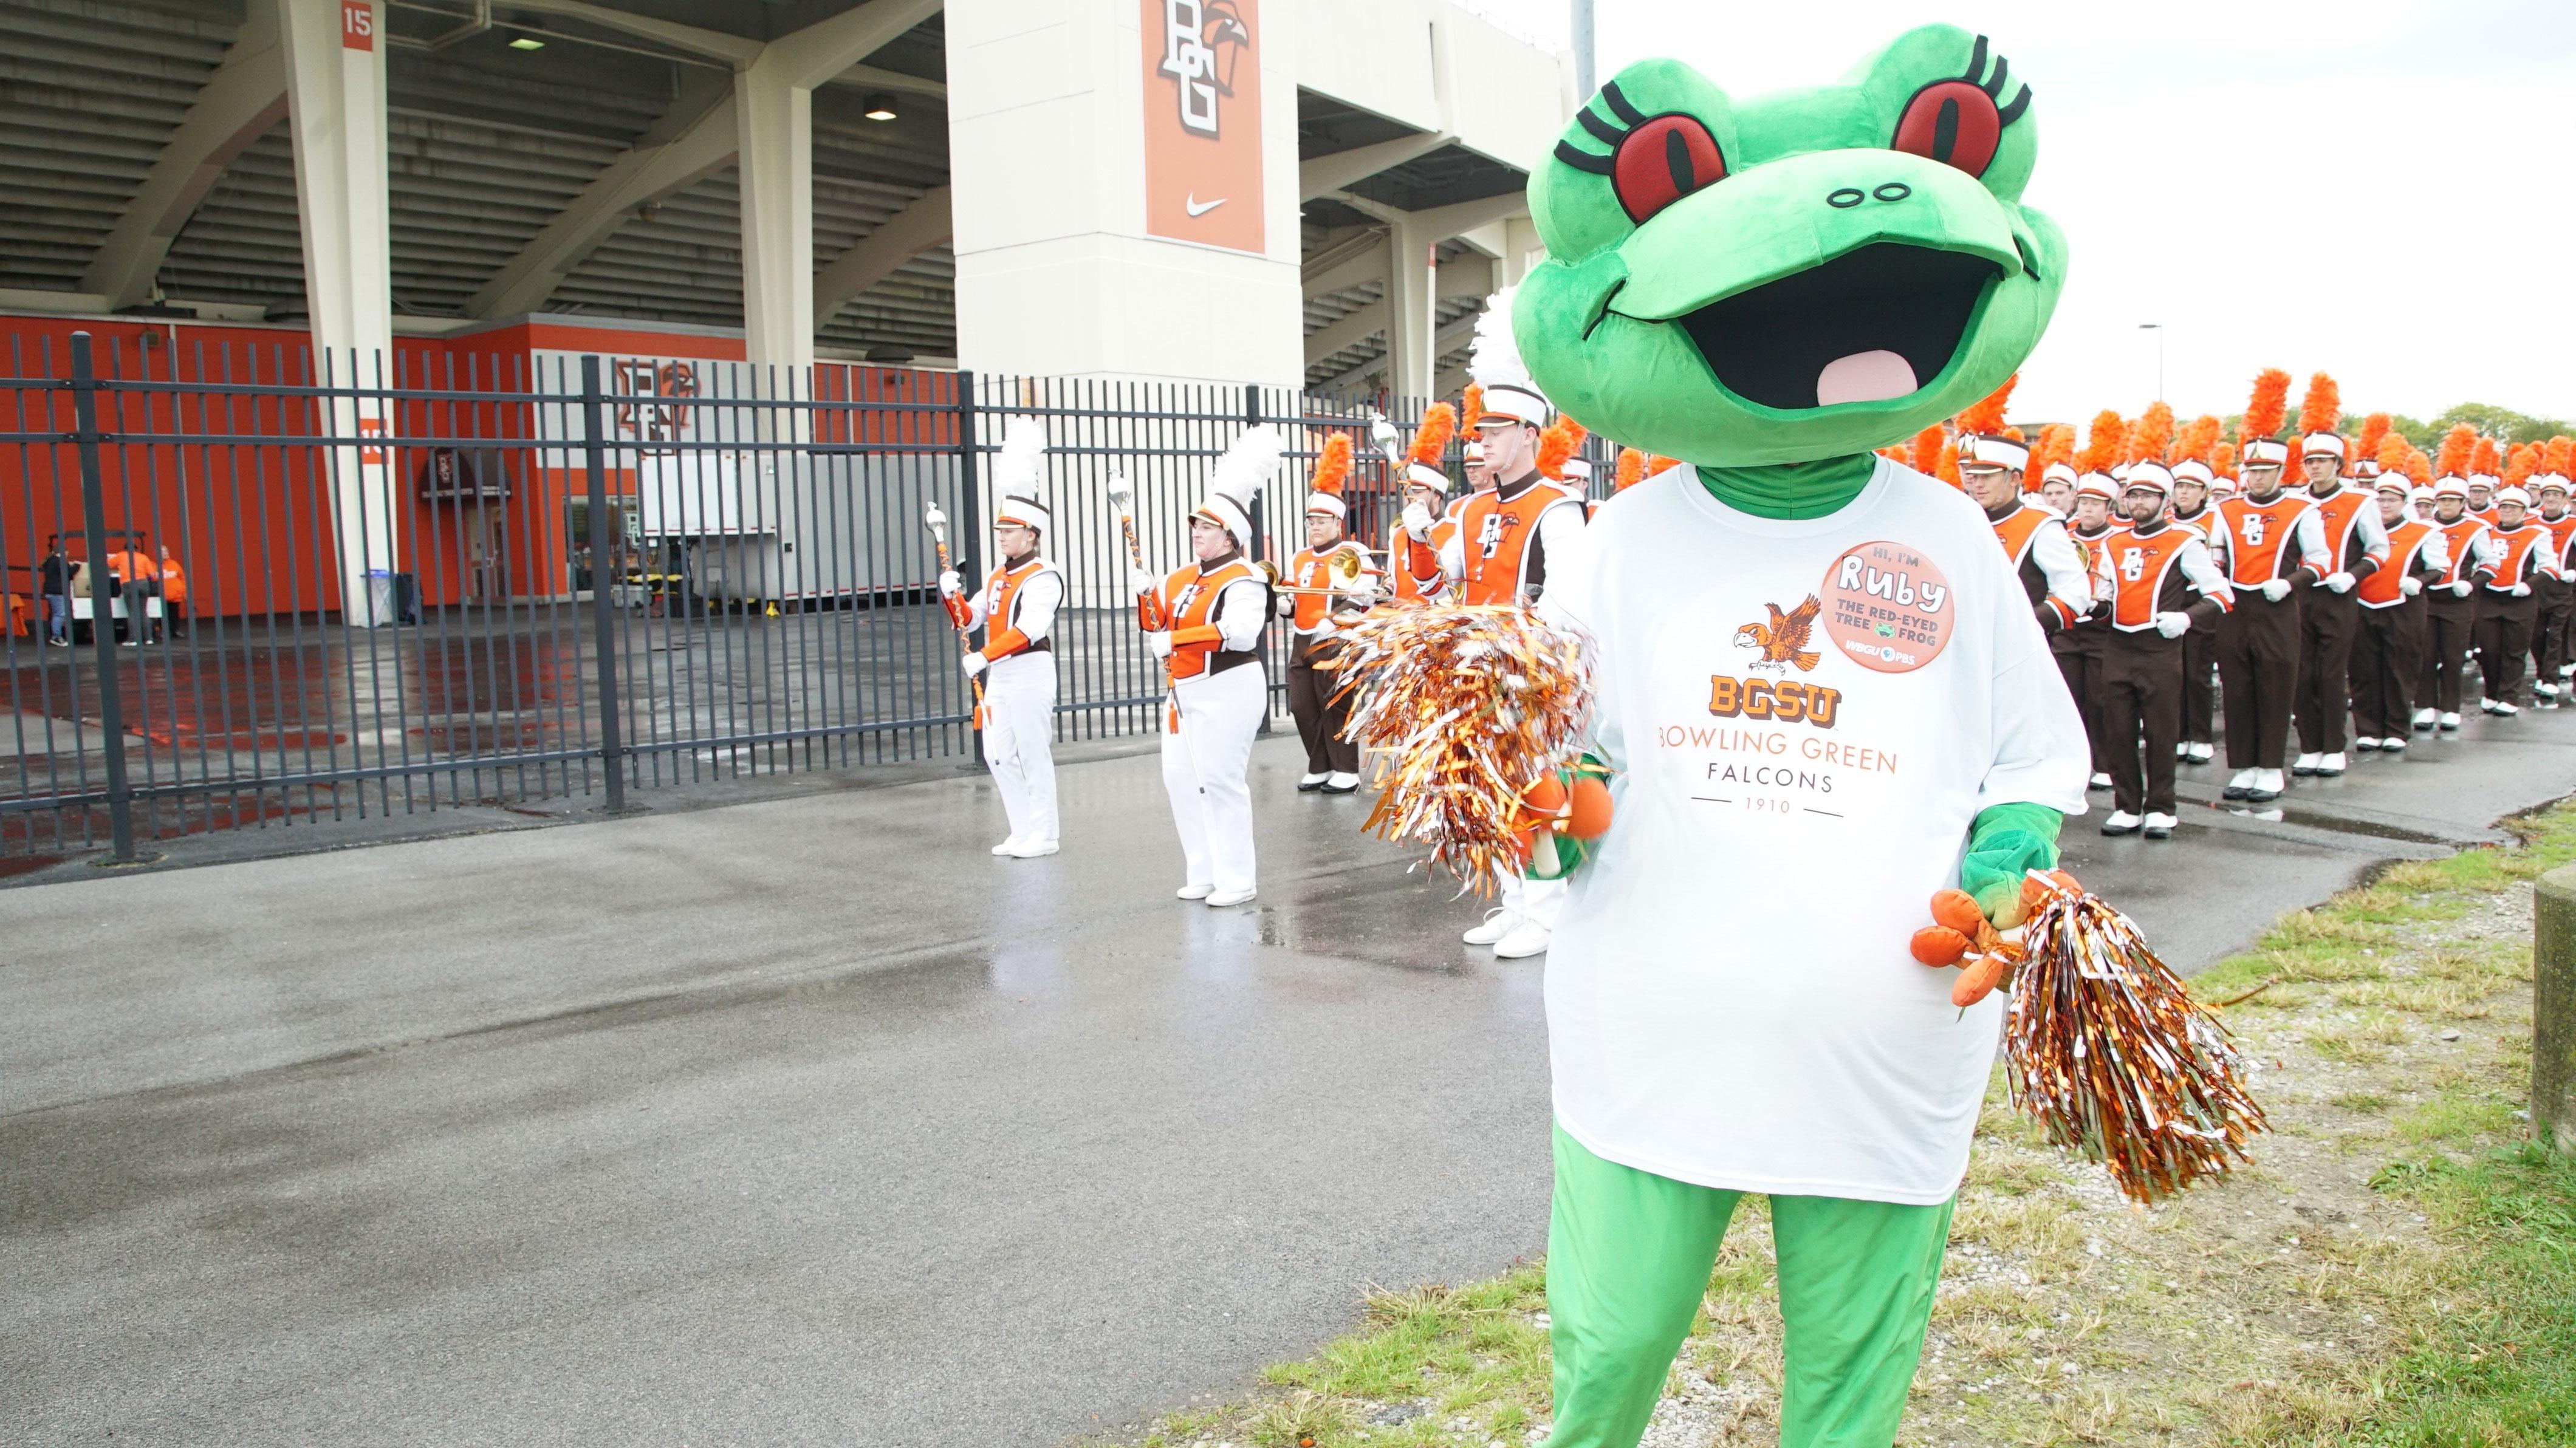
[2139, 323, 2164, 401]
[1572, 0, 1595, 97]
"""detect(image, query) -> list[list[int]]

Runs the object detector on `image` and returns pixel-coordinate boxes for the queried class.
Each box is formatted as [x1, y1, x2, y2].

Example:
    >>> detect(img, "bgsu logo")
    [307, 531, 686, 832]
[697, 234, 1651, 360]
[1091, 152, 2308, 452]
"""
[1732, 595, 1823, 673]
[1706, 674, 1842, 727]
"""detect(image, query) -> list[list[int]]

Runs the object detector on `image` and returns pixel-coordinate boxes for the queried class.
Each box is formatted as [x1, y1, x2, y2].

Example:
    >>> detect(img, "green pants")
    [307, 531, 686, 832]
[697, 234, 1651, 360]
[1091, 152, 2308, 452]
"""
[1544, 1124, 1953, 1448]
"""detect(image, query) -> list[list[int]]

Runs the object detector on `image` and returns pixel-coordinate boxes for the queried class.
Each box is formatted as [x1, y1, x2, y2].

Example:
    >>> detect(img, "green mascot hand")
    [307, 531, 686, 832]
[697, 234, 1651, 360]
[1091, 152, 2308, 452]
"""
[1521, 756, 1615, 881]
[1959, 801, 2063, 928]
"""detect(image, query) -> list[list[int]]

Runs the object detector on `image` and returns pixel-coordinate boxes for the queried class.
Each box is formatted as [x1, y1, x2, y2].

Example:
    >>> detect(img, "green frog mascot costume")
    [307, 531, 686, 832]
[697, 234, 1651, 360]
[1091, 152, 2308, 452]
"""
[1519, 27, 2089, 1447]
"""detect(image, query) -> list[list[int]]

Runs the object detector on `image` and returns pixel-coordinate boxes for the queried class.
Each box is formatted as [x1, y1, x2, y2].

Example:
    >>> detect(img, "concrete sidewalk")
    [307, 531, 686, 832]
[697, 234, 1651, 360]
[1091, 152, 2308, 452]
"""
[2, 711, 2570, 1446]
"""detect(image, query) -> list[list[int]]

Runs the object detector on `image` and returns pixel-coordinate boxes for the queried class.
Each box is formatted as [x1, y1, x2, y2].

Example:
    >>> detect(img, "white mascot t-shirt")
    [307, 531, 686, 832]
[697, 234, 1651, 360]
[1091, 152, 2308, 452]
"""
[1541, 459, 2090, 1205]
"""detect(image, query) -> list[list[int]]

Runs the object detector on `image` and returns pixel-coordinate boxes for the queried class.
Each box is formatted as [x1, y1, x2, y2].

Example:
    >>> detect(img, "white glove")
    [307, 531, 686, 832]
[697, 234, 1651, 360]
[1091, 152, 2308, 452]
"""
[2092, 576, 2117, 604]
[1402, 500, 1435, 542]
[1128, 566, 1160, 597]
[2324, 570, 2357, 594]
[1146, 630, 1171, 658]
[2450, 579, 2475, 597]
[2259, 578, 2294, 603]
[961, 650, 988, 678]
[2153, 611, 2192, 640]
[2400, 575, 2423, 596]
[2512, 582, 2533, 597]
[937, 570, 963, 598]
[1273, 592, 1296, 618]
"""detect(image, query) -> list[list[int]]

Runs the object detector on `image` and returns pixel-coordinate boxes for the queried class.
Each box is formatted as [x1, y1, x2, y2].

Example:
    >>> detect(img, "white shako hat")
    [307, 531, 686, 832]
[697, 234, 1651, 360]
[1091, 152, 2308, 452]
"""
[2469, 473, 2499, 493]
[2242, 438, 2292, 468]
[2075, 471, 2119, 500]
[992, 415, 1051, 533]
[2433, 476, 2471, 501]
[1462, 437, 1485, 464]
[2303, 432, 2348, 460]
[2535, 473, 2571, 496]
[2496, 485, 2533, 508]
[1406, 460, 1451, 494]
[2172, 458, 2215, 486]
[2211, 474, 2240, 497]
[2408, 483, 2436, 506]
[1467, 288, 1550, 428]
[2374, 473, 2411, 496]
[1304, 434, 1351, 519]
[1958, 433, 2030, 471]
[2352, 456, 2383, 479]
[2123, 460, 2176, 498]
[1558, 456, 1594, 485]
[2040, 460, 2080, 488]
[1194, 425, 1285, 550]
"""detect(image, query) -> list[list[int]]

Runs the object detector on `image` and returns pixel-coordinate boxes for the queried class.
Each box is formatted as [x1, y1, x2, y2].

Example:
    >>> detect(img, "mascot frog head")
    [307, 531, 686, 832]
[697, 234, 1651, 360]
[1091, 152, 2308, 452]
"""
[1516, 26, 2066, 468]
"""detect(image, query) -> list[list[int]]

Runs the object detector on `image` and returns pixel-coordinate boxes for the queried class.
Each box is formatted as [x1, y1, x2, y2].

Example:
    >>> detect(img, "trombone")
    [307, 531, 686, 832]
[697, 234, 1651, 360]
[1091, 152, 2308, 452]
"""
[1259, 548, 1384, 597]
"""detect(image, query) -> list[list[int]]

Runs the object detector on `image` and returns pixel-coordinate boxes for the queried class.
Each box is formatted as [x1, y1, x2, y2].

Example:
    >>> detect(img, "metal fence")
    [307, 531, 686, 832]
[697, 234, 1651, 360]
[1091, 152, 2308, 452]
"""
[1, 330, 1611, 864]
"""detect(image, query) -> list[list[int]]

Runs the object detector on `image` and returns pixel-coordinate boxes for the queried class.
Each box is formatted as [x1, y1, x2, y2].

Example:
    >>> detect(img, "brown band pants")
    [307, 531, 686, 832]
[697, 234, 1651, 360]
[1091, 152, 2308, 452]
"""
[2102, 629, 2185, 816]
[2417, 592, 2479, 716]
[2295, 583, 2360, 755]
[1287, 635, 1360, 776]
[2182, 627, 2218, 746]
[2218, 590, 2300, 770]
[2050, 624, 2108, 777]
[2348, 601, 2427, 741]
[2529, 576, 2570, 686]
[2475, 590, 2538, 706]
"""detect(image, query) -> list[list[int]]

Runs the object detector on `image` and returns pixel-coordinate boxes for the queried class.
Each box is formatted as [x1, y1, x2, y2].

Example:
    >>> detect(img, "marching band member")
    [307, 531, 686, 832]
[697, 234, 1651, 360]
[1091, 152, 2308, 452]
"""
[2037, 459, 2078, 517]
[2095, 463, 2231, 838]
[2211, 438, 2332, 803]
[942, 418, 1063, 858]
[2468, 474, 2498, 522]
[1448, 295, 1589, 961]
[2527, 475, 2575, 706]
[1963, 434, 2097, 634]
[2414, 476, 2496, 733]
[1389, 404, 1461, 604]
[1137, 426, 1284, 907]
[2473, 485, 2558, 715]
[2349, 474, 2448, 753]
[2289, 427, 2390, 778]
[2170, 459, 2224, 762]
[1281, 436, 1376, 793]
[2056, 474, 2120, 791]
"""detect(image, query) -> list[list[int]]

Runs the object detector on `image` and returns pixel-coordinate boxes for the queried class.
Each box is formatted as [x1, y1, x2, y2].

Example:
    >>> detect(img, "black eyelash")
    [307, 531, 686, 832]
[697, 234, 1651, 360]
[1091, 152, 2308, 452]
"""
[1961, 33, 2035, 126]
[1600, 80, 1646, 127]
[1557, 78, 1645, 174]
[1576, 108, 1624, 146]
[1555, 140, 1614, 174]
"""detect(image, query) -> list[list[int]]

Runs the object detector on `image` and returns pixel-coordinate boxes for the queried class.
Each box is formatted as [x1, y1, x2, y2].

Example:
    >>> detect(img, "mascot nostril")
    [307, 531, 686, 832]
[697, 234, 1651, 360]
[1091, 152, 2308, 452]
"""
[1484, 26, 2244, 1448]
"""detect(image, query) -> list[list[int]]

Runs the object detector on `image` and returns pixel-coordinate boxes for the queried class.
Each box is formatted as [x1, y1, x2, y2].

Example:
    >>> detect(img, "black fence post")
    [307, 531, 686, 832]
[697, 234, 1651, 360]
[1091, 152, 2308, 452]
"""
[68, 332, 141, 863]
[1244, 381, 1273, 733]
[580, 355, 628, 813]
[953, 369, 984, 765]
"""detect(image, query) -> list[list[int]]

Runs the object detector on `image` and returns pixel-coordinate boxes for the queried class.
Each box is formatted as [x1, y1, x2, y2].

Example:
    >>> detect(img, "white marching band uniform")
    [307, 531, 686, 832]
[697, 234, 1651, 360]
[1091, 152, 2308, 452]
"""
[945, 417, 1063, 858]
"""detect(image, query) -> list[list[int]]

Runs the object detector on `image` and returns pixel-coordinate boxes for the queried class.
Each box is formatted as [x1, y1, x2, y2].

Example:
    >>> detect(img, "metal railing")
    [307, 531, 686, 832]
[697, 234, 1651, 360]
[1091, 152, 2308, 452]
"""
[1, 330, 1610, 862]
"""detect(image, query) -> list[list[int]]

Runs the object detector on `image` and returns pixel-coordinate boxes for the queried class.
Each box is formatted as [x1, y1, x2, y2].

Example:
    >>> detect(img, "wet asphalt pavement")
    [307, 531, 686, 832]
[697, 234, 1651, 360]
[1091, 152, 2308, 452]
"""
[3, 709, 2571, 1446]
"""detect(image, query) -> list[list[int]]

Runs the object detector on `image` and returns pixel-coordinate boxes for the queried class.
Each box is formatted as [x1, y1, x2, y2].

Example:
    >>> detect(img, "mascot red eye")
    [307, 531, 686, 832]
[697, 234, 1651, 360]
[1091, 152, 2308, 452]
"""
[1611, 115, 1727, 224]
[1893, 80, 2003, 177]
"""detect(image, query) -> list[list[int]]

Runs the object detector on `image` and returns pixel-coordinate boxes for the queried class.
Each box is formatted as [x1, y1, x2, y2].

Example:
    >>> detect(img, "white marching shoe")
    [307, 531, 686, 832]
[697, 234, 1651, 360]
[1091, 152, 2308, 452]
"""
[2142, 811, 2177, 839]
[2317, 751, 2346, 776]
[2247, 769, 2286, 802]
[2100, 810, 2142, 836]
[2352, 737, 2381, 752]
[2439, 711, 2463, 731]
[992, 837, 1023, 857]
[2222, 768, 2258, 800]
[1463, 908, 1519, 946]
[2411, 708, 2437, 731]
[2185, 742, 2214, 763]
[1323, 771, 1361, 794]
[2292, 751, 2324, 776]
[2484, 697, 2521, 717]
[1298, 771, 1330, 791]
[1005, 838, 1059, 858]
[1492, 918, 1552, 959]
[2088, 771, 2112, 790]
[1205, 887, 1258, 907]
[2380, 735, 2406, 753]
[1176, 882, 1215, 900]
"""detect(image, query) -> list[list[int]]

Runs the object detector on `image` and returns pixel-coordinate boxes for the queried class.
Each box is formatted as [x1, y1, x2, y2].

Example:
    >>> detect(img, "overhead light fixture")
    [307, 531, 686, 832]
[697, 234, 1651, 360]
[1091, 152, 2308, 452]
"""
[863, 95, 899, 121]
[508, 35, 544, 50]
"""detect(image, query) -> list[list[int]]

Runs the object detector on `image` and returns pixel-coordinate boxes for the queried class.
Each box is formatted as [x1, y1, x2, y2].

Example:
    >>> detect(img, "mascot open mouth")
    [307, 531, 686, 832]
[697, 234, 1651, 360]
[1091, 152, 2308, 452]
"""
[1674, 244, 2002, 412]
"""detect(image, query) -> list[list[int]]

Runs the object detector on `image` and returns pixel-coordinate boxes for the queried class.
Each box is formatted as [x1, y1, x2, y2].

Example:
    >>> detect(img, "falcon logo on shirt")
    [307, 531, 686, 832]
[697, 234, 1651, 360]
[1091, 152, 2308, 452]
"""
[1733, 595, 1823, 673]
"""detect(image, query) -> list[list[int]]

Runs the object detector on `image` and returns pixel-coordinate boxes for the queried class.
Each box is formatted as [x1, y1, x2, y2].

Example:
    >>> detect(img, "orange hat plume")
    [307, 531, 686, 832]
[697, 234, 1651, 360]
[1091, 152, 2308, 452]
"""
[1406, 401, 1458, 470]
[2295, 372, 2341, 437]
[1612, 448, 1647, 491]
[1937, 441, 1962, 488]
[2435, 423, 2476, 478]
[2177, 414, 2223, 465]
[2213, 440, 2238, 476]
[2075, 411, 2128, 476]
[1460, 384, 1485, 430]
[2373, 430, 2410, 476]
[2470, 435, 2501, 478]
[1911, 423, 1946, 474]
[1956, 372, 2018, 435]
[2354, 412, 2392, 463]
[2030, 422, 2077, 477]
[2240, 367, 2292, 444]
[2126, 401, 2176, 465]
[2403, 447, 2433, 486]
[2546, 435, 2575, 477]
[2504, 443, 2540, 490]
[1307, 431, 1353, 498]
[1536, 415, 1589, 480]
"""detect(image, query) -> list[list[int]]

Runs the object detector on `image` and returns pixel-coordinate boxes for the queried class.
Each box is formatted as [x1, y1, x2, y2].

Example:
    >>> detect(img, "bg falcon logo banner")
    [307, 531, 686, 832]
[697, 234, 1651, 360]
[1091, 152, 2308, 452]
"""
[1142, 0, 1264, 254]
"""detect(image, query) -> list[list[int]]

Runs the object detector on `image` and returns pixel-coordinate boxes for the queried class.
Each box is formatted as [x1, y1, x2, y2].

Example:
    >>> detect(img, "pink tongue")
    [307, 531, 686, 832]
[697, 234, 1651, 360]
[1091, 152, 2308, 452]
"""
[1815, 350, 1919, 407]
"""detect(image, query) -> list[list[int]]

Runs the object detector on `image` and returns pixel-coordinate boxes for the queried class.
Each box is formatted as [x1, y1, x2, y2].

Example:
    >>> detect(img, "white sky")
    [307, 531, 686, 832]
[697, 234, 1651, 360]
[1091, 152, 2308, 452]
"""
[1462, 1, 2576, 428]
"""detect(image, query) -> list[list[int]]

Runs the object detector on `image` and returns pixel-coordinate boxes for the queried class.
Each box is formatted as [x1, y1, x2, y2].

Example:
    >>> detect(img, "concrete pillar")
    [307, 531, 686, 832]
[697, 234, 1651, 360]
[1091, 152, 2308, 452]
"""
[2537, 862, 2576, 1149]
[734, 63, 815, 380]
[278, 0, 396, 623]
[944, 0, 1303, 387]
[1383, 217, 1439, 403]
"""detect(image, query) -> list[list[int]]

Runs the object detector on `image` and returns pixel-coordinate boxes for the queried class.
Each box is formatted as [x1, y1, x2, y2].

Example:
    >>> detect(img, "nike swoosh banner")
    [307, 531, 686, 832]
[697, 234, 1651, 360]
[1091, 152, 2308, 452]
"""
[1142, 0, 1265, 254]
